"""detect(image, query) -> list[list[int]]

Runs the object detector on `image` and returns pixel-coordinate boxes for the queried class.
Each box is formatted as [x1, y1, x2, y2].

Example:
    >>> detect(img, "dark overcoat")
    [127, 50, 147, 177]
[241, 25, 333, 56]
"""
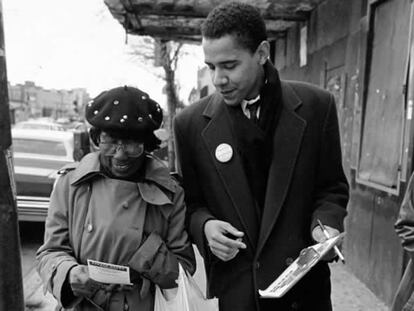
[174, 65, 349, 311]
[392, 173, 414, 311]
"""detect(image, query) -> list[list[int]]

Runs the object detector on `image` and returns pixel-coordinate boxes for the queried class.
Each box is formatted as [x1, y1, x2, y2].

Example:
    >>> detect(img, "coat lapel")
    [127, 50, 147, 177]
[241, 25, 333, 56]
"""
[257, 82, 306, 255]
[201, 94, 259, 252]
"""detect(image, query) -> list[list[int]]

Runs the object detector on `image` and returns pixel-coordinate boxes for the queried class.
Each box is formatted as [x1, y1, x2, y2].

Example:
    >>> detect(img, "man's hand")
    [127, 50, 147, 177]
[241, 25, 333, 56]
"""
[69, 265, 101, 297]
[204, 220, 246, 261]
[312, 224, 341, 261]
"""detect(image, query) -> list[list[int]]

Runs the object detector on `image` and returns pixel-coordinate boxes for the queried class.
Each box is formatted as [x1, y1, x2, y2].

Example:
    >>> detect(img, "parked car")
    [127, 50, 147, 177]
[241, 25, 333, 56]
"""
[12, 129, 75, 222]
[14, 120, 65, 131]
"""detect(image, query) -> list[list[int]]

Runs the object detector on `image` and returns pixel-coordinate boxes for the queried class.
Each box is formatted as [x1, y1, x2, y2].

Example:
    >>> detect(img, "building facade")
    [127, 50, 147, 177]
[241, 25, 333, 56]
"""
[8, 81, 90, 124]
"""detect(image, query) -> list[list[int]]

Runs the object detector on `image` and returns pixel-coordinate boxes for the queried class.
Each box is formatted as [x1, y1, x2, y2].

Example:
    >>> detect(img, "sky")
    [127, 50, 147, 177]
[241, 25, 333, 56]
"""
[2, 0, 205, 106]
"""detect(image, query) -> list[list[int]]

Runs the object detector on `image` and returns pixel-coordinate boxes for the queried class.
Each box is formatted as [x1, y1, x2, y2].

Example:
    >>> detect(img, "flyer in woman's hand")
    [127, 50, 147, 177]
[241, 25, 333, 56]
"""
[87, 259, 132, 285]
[259, 233, 345, 299]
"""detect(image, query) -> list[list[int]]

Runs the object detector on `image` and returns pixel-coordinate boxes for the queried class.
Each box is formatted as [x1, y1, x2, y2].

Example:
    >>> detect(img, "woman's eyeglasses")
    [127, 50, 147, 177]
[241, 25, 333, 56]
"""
[99, 141, 144, 157]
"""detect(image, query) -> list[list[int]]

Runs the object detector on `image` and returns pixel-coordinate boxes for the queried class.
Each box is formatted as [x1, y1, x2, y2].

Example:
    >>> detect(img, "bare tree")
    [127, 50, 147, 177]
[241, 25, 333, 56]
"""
[127, 36, 185, 171]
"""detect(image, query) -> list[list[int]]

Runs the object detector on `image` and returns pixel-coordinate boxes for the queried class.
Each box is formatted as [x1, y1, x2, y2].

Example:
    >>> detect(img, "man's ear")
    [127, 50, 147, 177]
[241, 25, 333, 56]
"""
[256, 40, 270, 65]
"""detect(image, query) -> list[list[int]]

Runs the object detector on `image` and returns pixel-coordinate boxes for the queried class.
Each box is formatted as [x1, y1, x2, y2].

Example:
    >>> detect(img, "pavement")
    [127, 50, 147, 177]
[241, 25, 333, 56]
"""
[23, 248, 389, 310]
[24, 270, 57, 311]
[330, 262, 388, 311]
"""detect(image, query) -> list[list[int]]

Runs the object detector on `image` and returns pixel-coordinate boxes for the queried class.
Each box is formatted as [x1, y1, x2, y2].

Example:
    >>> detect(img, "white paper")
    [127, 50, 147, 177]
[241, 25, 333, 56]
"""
[87, 259, 132, 285]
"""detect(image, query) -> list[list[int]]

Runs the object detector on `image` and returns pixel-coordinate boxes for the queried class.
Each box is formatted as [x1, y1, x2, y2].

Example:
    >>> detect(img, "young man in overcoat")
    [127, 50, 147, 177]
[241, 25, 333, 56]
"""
[174, 2, 349, 310]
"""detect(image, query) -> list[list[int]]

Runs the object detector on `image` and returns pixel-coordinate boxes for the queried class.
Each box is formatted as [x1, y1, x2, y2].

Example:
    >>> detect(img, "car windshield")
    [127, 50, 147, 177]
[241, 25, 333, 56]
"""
[13, 138, 68, 157]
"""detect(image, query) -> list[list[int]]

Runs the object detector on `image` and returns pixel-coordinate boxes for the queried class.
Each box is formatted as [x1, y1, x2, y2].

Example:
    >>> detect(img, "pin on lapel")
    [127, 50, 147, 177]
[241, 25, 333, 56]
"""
[215, 143, 233, 163]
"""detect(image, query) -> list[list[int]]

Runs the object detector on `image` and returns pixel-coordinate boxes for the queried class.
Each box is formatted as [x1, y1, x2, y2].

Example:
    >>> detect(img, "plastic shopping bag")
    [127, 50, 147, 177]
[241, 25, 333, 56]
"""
[154, 264, 219, 311]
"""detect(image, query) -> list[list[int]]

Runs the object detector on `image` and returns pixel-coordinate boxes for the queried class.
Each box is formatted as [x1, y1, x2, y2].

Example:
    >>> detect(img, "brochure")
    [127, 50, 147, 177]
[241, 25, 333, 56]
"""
[87, 259, 132, 285]
[259, 233, 345, 298]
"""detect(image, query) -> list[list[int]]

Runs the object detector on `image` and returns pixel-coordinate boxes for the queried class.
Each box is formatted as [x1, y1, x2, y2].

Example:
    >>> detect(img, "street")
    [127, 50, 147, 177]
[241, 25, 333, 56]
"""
[20, 222, 43, 279]
[19, 222, 388, 311]
[19, 222, 56, 310]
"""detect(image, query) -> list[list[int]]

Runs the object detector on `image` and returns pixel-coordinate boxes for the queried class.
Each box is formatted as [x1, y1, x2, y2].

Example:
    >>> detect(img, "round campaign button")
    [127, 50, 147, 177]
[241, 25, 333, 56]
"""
[215, 143, 233, 163]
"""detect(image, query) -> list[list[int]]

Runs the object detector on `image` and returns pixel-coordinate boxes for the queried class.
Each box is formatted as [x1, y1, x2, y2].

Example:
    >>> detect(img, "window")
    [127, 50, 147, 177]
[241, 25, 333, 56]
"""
[356, 0, 412, 194]
[299, 25, 307, 67]
[13, 139, 67, 157]
[275, 33, 287, 70]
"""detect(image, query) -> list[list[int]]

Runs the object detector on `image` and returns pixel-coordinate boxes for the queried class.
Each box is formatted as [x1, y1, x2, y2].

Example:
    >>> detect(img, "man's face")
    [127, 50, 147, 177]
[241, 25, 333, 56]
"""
[202, 34, 267, 106]
[98, 131, 145, 179]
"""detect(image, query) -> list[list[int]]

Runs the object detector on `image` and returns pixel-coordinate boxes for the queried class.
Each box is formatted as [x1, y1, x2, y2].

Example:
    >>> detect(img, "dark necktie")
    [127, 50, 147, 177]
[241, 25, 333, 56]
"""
[246, 100, 260, 124]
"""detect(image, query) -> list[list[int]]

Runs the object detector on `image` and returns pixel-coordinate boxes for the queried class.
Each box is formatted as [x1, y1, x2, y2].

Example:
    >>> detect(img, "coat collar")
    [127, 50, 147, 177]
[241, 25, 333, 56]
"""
[256, 83, 306, 255]
[201, 105, 259, 253]
[69, 152, 176, 205]
[69, 152, 102, 185]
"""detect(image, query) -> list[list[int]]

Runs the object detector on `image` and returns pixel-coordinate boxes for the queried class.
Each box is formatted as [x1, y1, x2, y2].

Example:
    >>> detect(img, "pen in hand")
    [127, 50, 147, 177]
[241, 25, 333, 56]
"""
[317, 219, 345, 264]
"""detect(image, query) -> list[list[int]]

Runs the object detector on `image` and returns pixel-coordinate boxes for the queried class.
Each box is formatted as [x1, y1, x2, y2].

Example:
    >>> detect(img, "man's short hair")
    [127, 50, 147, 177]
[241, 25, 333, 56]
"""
[201, 2, 267, 53]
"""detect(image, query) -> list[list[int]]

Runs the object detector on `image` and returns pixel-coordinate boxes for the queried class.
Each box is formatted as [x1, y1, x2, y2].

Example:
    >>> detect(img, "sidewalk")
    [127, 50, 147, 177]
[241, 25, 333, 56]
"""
[330, 262, 388, 311]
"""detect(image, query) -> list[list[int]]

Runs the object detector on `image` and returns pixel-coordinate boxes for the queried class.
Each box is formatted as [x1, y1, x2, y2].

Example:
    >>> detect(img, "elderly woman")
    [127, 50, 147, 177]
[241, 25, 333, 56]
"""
[36, 86, 196, 311]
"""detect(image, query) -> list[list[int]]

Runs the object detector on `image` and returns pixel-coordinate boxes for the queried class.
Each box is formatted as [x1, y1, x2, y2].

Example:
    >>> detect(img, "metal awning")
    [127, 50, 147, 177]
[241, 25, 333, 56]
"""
[104, 0, 323, 42]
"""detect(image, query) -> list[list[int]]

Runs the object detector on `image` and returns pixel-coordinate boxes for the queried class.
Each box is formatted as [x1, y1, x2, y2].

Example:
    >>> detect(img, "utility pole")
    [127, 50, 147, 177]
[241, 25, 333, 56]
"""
[0, 1, 24, 310]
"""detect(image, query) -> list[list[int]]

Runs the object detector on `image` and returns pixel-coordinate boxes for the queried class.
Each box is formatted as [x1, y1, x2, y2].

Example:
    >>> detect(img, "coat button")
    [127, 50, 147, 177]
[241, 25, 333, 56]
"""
[124, 303, 129, 311]
[291, 301, 300, 310]
[122, 201, 129, 209]
[286, 257, 294, 266]
[87, 224, 93, 232]
[256, 262, 260, 269]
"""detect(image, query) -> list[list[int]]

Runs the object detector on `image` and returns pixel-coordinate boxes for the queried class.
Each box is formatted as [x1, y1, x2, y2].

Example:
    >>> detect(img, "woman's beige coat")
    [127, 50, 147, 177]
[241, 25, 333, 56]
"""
[37, 152, 195, 310]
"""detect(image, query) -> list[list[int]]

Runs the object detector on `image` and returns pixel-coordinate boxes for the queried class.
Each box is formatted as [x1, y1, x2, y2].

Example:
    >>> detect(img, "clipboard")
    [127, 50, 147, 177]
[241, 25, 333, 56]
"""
[258, 233, 345, 298]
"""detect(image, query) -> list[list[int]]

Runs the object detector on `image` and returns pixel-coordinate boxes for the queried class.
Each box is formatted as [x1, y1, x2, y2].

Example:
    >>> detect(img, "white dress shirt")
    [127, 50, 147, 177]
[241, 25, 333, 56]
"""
[241, 94, 261, 119]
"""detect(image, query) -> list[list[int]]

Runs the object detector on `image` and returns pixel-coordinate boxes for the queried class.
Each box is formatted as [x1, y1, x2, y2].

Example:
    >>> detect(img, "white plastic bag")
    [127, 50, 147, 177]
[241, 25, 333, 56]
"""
[154, 264, 219, 311]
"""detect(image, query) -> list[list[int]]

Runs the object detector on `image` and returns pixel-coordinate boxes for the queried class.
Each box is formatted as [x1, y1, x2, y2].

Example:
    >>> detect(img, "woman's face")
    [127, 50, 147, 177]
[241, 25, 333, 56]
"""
[98, 131, 145, 179]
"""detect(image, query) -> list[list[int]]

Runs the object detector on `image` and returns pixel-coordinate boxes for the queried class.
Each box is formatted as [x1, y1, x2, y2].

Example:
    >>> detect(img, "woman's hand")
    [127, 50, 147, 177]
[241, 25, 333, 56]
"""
[69, 265, 101, 297]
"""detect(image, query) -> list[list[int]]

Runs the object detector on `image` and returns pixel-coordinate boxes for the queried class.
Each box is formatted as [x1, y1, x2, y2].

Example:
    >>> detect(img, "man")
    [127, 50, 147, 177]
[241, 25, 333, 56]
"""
[174, 2, 349, 310]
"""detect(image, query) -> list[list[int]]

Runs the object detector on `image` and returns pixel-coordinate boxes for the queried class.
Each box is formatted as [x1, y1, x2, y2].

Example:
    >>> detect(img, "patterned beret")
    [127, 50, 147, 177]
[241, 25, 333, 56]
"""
[85, 86, 163, 138]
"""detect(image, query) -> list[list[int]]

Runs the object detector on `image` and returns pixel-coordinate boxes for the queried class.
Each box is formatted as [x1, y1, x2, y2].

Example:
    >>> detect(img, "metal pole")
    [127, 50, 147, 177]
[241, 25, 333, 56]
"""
[0, 1, 24, 310]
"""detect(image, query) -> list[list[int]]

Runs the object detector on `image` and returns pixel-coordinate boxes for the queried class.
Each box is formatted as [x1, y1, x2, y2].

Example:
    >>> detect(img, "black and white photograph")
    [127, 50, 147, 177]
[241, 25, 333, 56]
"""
[0, 0, 410, 310]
